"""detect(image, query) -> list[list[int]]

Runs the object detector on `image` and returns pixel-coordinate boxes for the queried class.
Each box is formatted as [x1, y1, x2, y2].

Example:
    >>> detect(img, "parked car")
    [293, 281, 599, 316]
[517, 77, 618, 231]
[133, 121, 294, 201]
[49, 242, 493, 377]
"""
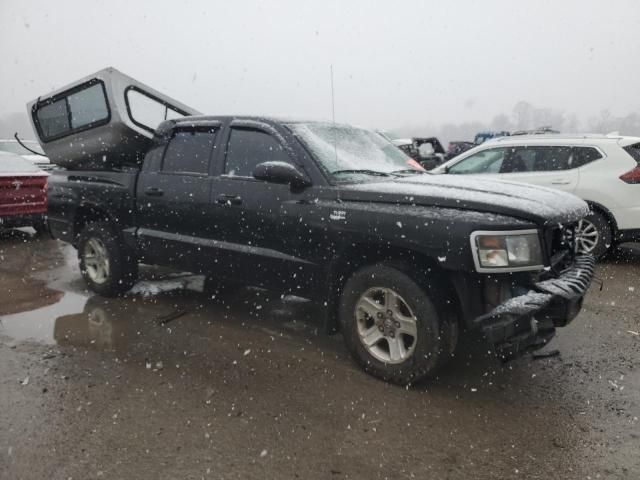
[31, 69, 595, 384]
[0, 151, 48, 232]
[445, 141, 475, 160]
[474, 131, 510, 145]
[0, 139, 51, 170]
[391, 137, 446, 170]
[433, 134, 640, 257]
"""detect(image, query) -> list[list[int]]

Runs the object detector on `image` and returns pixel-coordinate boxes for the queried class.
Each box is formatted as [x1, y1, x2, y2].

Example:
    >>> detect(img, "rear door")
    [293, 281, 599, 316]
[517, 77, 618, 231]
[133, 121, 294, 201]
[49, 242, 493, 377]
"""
[499, 145, 579, 193]
[136, 126, 220, 270]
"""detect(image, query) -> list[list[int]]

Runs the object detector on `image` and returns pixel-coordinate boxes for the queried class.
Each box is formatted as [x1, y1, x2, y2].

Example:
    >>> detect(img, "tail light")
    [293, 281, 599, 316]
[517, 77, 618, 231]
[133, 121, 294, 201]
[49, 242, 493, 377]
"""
[621, 143, 640, 183]
[620, 166, 640, 184]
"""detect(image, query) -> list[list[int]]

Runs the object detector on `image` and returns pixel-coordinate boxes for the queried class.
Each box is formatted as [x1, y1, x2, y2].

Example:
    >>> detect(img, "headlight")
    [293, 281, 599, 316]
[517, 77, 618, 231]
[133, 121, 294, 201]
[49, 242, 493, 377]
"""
[471, 230, 544, 272]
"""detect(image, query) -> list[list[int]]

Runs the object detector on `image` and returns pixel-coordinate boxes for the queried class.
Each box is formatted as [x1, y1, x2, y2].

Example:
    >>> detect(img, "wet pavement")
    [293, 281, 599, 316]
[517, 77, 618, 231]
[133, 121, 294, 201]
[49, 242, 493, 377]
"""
[1, 231, 639, 479]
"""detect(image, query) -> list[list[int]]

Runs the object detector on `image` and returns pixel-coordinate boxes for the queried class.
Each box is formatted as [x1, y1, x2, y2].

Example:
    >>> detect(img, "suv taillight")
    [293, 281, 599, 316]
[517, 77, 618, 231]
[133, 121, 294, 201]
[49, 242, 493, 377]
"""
[620, 165, 640, 184]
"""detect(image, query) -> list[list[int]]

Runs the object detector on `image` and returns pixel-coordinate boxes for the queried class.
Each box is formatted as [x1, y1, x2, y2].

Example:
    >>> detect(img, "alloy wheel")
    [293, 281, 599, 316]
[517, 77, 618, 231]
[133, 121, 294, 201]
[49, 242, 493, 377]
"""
[575, 219, 599, 254]
[354, 287, 418, 364]
[83, 238, 110, 284]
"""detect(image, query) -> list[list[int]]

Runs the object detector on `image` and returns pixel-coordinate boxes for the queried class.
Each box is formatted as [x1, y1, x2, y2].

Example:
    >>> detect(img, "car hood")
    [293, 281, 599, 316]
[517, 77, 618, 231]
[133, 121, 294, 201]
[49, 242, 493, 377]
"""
[340, 174, 589, 226]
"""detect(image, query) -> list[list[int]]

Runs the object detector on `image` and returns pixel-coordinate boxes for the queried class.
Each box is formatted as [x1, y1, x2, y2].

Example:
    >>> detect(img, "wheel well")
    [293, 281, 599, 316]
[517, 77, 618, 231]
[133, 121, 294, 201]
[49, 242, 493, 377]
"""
[585, 201, 618, 234]
[324, 243, 462, 334]
[73, 205, 113, 243]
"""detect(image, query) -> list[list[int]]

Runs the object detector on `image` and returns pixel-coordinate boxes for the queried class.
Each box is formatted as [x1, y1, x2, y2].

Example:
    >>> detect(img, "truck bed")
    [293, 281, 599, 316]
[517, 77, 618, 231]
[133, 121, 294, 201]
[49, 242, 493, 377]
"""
[47, 168, 140, 246]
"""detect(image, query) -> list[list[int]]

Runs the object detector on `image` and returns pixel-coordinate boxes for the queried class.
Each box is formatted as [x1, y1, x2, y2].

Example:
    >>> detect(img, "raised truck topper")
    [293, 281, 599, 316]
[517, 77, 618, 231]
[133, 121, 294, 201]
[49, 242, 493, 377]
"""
[27, 67, 200, 170]
[29, 69, 595, 384]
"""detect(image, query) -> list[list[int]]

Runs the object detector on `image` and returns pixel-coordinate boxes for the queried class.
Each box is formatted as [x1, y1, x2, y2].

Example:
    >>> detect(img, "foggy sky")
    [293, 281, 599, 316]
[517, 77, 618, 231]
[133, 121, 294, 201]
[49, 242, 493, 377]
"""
[1, 0, 639, 133]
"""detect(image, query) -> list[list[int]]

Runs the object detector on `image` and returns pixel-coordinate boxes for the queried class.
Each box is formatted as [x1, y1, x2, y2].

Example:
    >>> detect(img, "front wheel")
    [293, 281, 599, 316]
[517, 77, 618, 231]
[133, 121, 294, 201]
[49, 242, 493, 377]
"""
[576, 211, 612, 259]
[339, 263, 454, 384]
[78, 222, 138, 296]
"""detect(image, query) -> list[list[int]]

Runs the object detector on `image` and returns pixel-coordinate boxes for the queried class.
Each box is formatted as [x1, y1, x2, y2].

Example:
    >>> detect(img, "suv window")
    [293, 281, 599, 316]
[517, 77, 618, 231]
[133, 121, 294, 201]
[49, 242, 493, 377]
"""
[448, 147, 506, 174]
[623, 143, 640, 163]
[501, 146, 572, 173]
[162, 129, 216, 174]
[225, 128, 290, 177]
[571, 146, 602, 168]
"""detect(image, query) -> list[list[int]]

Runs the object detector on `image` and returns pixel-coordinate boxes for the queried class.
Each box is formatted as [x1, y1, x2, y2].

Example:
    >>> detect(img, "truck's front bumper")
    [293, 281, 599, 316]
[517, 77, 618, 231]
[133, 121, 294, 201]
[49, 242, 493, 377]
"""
[475, 255, 595, 359]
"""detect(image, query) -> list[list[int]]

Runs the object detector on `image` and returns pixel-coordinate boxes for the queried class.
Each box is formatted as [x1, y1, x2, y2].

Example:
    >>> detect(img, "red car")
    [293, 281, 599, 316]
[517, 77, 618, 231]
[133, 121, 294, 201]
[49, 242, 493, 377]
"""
[0, 151, 48, 232]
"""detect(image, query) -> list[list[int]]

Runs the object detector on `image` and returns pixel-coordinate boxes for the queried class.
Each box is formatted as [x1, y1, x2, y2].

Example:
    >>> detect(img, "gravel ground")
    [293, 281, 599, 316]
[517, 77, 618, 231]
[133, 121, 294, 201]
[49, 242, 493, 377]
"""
[1, 232, 638, 479]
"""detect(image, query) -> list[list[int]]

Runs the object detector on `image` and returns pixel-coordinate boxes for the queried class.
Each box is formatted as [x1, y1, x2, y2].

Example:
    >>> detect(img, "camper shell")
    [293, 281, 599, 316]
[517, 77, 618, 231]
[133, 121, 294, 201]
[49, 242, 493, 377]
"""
[27, 67, 200, 170]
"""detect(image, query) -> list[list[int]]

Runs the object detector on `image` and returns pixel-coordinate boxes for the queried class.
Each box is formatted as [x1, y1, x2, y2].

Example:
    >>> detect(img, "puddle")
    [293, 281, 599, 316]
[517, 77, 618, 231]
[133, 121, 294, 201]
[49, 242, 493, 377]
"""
[0, 291, 88, 344]
[0, 237, 320, 352]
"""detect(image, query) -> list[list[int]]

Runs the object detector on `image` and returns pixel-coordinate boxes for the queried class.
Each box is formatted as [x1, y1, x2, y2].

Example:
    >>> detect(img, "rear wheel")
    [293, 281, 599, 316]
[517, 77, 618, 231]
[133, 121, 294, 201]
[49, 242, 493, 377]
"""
[576, 210, 612, 259]
[339, 263, 455, 384]
[78, 222, 138, 296]
[32, 218, 52, 238]
[203, 276, 240, 303]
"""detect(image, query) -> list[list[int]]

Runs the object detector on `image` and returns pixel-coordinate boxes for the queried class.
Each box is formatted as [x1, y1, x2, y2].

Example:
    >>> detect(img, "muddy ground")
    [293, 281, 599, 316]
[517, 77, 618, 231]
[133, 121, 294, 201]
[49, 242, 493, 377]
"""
[0, 231, 638, 480]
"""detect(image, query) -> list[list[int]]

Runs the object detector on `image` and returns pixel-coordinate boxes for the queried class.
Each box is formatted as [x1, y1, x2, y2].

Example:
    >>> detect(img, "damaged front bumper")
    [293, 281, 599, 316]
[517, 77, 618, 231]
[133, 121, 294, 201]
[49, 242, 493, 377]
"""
[475, 255, 596, 359]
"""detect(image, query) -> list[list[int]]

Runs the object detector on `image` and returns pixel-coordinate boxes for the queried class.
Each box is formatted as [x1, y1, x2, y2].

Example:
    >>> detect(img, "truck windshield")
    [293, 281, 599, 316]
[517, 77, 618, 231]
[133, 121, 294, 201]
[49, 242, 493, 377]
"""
[287, 122, 424, 180]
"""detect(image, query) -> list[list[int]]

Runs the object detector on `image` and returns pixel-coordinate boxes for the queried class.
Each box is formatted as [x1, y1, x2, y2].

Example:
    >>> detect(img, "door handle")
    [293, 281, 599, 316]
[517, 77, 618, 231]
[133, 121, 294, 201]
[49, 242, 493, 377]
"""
[216, 194, 243, 205]
[551, 179, 571, 185]
[145, 187, 164, 196]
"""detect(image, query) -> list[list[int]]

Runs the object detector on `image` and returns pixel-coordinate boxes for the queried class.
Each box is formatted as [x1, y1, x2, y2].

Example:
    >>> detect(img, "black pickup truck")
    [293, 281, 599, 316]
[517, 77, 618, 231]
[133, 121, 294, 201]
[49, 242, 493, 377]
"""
[32, 71, 595, 384]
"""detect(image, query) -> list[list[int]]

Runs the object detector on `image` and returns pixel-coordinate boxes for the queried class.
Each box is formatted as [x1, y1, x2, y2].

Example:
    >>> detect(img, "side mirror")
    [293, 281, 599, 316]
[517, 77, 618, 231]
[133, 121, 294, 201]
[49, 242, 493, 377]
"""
[253, 161, 311, 189]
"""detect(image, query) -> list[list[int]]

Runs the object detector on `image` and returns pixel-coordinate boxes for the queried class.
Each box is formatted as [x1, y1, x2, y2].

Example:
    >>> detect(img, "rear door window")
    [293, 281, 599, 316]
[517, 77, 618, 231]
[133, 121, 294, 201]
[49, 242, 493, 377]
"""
[224, 128, 291, 177]
[501, 146, 572, 173]
[162, 129, 217, 175]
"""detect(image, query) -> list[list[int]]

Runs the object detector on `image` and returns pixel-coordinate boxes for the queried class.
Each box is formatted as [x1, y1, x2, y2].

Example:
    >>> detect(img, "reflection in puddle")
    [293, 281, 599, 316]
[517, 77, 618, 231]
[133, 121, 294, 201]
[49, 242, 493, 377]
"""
[1, 276, 203, 349]
[2, 286, 317, 354]
[0, 291, 88, 344]
[1, 236, 317, 352]
[53, 296, 158, 350]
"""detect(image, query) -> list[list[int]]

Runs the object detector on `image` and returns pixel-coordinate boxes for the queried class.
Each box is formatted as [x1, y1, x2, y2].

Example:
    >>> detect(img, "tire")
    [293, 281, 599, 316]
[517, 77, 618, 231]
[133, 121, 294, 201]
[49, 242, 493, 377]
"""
[78, 222, 138, 296]
[203, 276, 239, 304]
[32, 218, 50, 237]
[338, 263, 455, 384]
[576, 210, 612, 259]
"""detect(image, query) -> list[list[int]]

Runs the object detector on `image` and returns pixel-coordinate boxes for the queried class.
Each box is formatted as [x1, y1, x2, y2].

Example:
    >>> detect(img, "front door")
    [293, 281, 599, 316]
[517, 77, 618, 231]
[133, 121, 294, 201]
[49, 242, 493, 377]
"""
[209, 125, 318, 293]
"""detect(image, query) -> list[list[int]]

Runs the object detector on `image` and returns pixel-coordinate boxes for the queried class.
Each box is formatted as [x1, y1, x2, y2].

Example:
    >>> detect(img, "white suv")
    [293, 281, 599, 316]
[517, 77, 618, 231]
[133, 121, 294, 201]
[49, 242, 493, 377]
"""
[434, 134, 640, 257]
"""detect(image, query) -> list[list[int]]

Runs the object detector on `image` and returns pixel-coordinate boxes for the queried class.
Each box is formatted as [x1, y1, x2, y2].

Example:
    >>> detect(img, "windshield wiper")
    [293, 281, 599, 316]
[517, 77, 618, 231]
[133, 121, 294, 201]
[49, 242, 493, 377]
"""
[331, 169, 392, 177]
[389, 169, 428, 175]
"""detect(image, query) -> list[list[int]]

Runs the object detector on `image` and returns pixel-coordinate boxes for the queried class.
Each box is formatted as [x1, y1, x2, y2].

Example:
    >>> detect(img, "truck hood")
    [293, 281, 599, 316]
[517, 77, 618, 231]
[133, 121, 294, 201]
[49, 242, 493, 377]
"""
[340, 174, 589, 226]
